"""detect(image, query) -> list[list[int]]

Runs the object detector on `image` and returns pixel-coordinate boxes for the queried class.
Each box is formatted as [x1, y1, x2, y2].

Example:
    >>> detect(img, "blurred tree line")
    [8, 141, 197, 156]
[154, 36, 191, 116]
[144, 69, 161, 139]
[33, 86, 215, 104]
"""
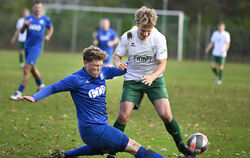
[0, 0, 249, 61]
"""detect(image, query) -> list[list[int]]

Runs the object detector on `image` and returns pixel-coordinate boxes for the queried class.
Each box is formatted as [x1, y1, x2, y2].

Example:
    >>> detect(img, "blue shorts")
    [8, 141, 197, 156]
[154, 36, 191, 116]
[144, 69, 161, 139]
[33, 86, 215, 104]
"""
[103, 50, 113, 64]
[79, 124, 129, 153]
[25, 47, 42, 66]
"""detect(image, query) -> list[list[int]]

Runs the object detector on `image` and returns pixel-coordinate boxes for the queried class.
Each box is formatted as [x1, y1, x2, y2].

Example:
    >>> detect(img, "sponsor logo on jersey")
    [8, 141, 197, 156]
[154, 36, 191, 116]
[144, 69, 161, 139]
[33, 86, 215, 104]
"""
[29, 24, 42, 31]
[39, 19, 44, 24]
[88, 85, 106, 98]
[134, 55, 153, 63]
[100, 73, 104, 80]
[130, 43, 136, 47]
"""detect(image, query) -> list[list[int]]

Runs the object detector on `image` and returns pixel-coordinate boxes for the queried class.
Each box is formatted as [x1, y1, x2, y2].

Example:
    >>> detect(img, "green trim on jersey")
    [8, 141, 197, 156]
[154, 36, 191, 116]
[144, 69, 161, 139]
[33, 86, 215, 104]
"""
[120, 76, 168, 109]
[18, 42, 24, 49]
[211, 55, 226, 65]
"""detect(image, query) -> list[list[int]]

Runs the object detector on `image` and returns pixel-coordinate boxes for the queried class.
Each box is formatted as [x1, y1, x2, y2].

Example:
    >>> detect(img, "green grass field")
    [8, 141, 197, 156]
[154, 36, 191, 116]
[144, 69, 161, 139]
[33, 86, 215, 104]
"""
[0, 50, 249, 158]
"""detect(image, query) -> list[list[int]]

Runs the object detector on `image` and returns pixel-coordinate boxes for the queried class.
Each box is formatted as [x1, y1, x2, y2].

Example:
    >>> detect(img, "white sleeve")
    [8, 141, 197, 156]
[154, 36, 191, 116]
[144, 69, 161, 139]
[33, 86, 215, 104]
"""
[16, 18, 24, 29]
[115, 33, 127, 57]
[156, 34, 168, 60]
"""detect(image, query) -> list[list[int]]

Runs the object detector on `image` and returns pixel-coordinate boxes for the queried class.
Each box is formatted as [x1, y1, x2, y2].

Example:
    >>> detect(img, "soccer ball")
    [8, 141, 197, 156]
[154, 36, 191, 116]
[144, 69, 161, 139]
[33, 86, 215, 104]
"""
[187, 133, 209, 154]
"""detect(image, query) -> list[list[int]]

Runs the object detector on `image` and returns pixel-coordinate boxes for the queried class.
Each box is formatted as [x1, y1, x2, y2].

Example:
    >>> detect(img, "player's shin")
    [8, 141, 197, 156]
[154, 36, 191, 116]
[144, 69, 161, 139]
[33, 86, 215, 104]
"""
[134, 146, 165, 158]
[164, 117, 182, 146]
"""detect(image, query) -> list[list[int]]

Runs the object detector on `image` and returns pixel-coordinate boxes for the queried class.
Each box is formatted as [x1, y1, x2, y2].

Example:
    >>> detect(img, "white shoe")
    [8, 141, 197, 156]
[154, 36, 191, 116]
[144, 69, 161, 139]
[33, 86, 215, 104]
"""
[216, 80, 222, 85]
[37, 84, 46, 91]
[20, 63, 25, 68]
[10, 91, 22, 100]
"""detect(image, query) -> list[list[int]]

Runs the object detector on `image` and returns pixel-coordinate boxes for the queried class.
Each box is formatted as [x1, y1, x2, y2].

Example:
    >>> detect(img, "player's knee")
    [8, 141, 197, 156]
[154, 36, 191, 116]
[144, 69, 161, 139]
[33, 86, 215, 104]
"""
[160, 113, 172, 123]
[23, 65, 31, 73]
[118, 113, 129, 124]
[124, 138, 141, 155]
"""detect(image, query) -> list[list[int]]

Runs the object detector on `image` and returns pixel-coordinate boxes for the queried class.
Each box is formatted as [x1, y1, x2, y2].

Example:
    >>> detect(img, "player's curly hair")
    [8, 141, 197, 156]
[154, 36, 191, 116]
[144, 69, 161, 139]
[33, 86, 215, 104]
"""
[135, 6, 158, 27]
[82, 45, 108, 62]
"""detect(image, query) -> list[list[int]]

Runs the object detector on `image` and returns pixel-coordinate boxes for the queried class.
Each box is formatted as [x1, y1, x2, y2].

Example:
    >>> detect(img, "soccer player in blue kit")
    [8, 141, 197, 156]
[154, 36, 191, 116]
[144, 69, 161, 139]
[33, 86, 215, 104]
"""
[19, 46, 166, 158]
[11, 1, 53, 100]
[93, 19, 119, 66]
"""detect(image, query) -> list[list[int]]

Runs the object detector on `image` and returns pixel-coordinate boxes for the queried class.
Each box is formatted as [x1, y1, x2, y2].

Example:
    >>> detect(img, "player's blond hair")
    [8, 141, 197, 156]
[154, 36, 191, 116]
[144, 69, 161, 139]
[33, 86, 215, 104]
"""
[82, 45, 108, 62]
[135, 6, 158, 27]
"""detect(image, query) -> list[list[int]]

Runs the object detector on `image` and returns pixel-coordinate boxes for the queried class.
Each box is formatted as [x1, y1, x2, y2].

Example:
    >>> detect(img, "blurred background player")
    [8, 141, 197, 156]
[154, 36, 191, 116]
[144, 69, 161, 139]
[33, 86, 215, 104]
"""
[108, 6, 195, 158]
[93, 19, 119, 66]
[10, 8, 30, 68]
[20, 45, 166, 158]
[205, 22, 230, 85]
[10, 1, 53, 100]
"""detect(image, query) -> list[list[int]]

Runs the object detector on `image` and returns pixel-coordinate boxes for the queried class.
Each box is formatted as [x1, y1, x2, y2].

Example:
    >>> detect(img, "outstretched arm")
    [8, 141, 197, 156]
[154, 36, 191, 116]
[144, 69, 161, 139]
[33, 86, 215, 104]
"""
[19, 74, 80, 102]
[19, 83, 64, 102]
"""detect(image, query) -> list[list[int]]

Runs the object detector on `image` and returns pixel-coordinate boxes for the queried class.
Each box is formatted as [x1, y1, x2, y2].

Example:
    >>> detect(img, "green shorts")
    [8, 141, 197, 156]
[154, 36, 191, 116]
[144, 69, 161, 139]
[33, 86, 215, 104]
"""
[121, 76, 168, 109]
[18, 42, 24, 49]
[211, 55, 226, 65]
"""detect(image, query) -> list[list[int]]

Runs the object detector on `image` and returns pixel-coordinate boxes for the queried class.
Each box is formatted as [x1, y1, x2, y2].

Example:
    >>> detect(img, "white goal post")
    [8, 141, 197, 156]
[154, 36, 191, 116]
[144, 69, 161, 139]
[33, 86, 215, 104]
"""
[43, 4, 184, 61]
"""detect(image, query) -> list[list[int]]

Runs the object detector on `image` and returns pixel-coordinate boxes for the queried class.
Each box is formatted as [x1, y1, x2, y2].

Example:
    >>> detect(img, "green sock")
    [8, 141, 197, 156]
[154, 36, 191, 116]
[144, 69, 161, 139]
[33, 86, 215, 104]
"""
[113, 120, 126, 132]
[212, 68, 218, 76]
[218, 70, 223, 80]
[165, 117, 182, 146]
[19, 54, 23, 63]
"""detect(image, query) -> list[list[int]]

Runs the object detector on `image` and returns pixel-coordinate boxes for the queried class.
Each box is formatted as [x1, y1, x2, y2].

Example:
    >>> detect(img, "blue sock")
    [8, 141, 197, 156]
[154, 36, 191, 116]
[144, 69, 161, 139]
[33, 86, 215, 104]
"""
[35, 78, 42, 86]
[18, 84, 25, 92]
[135, 146, 165, 158]
[65, 145, 103, 157]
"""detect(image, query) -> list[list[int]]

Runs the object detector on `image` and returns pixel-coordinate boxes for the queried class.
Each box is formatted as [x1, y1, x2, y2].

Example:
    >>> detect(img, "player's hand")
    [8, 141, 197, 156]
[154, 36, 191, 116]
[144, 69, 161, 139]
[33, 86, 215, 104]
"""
[18, 96, 35, 103]
[116, 62, 127, 71]
[45, 35, 50, 42]
[107, 41, 113, 47]
[141, 75, 154, 86]
[24, 20, 30, 27]
[10, 38, 15, 44]
[205, 48, 209, 54]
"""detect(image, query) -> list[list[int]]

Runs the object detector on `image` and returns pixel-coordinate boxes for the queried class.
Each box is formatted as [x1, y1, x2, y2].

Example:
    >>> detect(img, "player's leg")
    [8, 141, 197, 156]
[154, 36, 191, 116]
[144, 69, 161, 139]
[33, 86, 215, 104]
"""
[30, 64, 45, 91]
[113, 81, 143, 132]
[114, 101, 134, 131]
[217, 57, 226, 84]
[147, 77, 195, 157]
[103, 51, 112, 66]
[81, 124, 165, 158]
[125, 138, 165, 158]
[10, 63, 32, 100]
[18, 42, 25, 68]
[210, 56, 218, 76]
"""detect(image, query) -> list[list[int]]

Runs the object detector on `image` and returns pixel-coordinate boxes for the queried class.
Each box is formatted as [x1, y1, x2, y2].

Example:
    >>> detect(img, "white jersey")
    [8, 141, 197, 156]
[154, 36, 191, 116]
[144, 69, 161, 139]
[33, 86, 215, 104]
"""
[16, 17, 27, 42]
[211, 30, 230, 57]
[115, 28, 168, 81]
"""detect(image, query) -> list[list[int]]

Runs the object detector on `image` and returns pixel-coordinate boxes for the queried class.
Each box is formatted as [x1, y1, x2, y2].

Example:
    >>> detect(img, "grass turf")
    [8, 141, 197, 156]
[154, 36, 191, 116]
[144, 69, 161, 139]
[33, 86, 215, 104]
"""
[0, 50, 249, 158]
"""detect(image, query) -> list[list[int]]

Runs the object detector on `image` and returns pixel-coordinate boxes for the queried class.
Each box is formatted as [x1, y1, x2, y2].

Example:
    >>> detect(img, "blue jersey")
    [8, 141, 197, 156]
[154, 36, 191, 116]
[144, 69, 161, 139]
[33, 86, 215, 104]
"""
[97, 28, 117, 56]
[24, 14, 52, 49]
[32, 66, 126, 127]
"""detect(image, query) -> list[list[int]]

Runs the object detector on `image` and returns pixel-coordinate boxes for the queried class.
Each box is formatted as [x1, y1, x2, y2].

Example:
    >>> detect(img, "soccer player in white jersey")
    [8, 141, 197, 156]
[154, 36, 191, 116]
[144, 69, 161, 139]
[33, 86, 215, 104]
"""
[205, 22, 230, 84]
[10, 8, 30, 68]
[107, 6, 195, 158]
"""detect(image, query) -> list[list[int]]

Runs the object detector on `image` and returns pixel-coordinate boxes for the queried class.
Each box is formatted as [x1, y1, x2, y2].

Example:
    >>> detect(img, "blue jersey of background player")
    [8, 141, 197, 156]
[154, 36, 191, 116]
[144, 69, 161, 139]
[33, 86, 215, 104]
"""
[94, 19, 119, 65]
[24, 14, 52, 65]
[20, 46, 165, 158]
[10, 1, 53, 100]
